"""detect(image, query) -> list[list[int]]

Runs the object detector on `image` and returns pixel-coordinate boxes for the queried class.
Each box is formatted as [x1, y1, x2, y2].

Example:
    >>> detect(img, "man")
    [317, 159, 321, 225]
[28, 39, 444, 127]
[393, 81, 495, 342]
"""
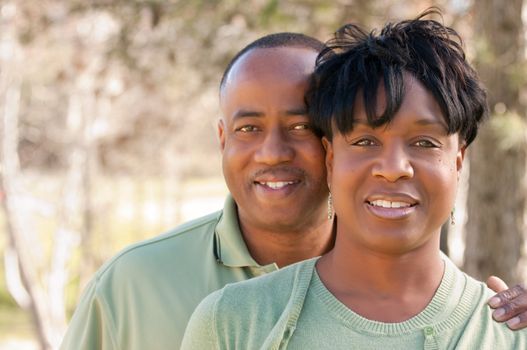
[60, 33, 527, 350]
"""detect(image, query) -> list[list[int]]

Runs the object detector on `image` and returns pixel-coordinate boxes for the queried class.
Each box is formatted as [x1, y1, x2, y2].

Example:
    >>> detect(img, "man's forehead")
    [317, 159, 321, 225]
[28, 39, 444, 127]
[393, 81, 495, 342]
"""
[223, 47, 317, 89]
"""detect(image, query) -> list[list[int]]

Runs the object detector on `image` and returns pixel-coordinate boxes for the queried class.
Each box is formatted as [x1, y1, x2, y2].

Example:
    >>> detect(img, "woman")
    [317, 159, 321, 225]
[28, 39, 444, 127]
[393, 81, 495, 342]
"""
[182, 11, 526, 349]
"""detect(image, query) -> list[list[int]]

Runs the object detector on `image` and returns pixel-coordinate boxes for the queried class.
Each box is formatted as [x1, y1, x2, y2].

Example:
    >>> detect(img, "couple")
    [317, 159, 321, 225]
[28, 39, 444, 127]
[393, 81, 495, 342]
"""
[181, 12, 526, 349]
[61, 11, 527, 350]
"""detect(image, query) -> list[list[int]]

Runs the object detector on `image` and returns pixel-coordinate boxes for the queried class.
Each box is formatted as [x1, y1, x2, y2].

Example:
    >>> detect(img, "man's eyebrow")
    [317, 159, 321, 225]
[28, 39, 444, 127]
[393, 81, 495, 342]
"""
[285, 107, 308, 116]
[232, 108, 308, 119]
[232, 110, 264, 119]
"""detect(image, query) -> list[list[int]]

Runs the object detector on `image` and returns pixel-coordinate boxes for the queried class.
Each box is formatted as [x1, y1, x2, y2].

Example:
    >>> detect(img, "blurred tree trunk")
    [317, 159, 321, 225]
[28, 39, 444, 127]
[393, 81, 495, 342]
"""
[0, 69, 54, 350]
[68, 59, 98, 293]
[0, 5, 96, 348]
[464, 0, 526, 285]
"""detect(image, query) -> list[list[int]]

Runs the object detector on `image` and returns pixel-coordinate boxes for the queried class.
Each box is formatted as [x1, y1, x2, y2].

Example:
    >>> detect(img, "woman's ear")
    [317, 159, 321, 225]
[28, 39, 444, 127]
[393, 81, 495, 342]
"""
[322, 136, 333, 187]
[456, 143, 466, 175]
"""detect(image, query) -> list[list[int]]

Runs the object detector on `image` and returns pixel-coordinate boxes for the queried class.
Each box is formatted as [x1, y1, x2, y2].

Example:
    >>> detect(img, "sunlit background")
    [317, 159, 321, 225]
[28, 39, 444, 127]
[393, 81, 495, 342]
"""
[0, 1, 526, 349]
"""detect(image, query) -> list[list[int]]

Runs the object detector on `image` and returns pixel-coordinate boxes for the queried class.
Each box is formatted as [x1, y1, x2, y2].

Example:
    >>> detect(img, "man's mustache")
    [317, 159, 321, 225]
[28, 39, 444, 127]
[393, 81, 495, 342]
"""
[251, 166, 306, 180]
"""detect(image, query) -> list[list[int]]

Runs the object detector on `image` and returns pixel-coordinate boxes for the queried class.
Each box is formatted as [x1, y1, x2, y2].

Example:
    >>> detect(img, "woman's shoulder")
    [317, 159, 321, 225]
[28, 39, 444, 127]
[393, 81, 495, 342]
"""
[182, 257, 318, 349]
[443, 261, 527, 347]
[220, 257, 318, 309]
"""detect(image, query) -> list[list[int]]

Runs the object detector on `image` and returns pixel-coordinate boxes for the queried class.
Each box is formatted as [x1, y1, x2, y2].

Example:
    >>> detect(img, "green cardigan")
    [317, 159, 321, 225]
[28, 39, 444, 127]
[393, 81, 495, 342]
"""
[182, 257, 526, 349]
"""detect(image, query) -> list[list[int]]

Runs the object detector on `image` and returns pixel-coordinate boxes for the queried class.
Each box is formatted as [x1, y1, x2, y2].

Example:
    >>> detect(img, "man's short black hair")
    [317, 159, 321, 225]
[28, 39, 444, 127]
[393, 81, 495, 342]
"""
[307, 8, 488, 146]
[220, 32, 325, 92]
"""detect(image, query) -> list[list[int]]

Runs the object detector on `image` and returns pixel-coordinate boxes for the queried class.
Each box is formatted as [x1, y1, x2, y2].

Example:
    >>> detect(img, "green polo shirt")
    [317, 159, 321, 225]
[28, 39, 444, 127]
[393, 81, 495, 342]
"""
[60, 196, 278, 350]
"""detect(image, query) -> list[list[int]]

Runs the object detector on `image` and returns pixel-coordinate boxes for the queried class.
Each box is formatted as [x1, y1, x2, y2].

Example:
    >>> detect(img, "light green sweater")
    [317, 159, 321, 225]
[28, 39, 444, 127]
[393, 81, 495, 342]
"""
[182, 257, 526, 349]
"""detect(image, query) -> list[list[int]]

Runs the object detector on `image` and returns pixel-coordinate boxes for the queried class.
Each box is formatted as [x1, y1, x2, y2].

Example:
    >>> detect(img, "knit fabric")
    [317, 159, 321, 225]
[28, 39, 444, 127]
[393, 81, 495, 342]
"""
[182, 257, 527, 349]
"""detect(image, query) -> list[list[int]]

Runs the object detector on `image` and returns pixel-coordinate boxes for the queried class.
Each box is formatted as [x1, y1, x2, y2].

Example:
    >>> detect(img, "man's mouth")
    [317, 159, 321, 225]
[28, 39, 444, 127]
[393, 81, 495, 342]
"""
[251, 167, 305, 196]
[255, 181, 298, 190]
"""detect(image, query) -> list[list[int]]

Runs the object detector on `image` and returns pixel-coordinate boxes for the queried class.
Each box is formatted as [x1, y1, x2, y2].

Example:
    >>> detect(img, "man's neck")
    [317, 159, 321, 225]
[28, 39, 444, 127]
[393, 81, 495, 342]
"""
[239, 217, 335, 268]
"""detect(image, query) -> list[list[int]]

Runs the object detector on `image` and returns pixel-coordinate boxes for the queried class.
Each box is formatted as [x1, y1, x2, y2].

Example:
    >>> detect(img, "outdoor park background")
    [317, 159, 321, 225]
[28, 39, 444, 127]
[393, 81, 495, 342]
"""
[0, 0, 526, 349]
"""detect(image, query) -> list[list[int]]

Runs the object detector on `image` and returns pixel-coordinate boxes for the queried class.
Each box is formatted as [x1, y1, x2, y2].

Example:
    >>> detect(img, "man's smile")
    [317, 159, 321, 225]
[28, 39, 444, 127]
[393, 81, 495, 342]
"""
[251, 166, 306, 193]
[255, 181, 298, 190]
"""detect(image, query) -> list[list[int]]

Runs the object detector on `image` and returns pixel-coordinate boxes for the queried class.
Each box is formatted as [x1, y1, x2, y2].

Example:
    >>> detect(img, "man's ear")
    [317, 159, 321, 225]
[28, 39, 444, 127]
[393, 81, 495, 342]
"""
[218, 118, 226, 151]
[322, 136, 333, 187]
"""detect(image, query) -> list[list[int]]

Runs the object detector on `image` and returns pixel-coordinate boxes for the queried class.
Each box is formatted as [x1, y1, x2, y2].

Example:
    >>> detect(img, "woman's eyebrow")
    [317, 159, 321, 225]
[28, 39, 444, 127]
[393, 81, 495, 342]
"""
[414, 118, 447, 127]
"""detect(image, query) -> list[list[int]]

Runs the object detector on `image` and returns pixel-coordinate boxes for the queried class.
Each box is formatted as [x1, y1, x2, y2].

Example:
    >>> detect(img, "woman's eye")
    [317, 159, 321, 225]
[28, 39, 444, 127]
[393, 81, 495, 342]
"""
[237, 125, 259, 132]
[414, 139, 438, 148]
[353, 138, 376, 146]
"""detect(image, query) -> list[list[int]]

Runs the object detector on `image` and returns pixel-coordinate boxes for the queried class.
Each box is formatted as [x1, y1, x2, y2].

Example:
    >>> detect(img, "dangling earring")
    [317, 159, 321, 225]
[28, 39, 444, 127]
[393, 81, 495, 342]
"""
[328, 192, 334, 220]
[450, 207, 456, 225]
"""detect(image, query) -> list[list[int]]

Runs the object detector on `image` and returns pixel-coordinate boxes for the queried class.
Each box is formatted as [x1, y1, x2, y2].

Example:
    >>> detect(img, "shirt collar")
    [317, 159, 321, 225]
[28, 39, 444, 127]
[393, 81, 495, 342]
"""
[214, 195, 277, 270]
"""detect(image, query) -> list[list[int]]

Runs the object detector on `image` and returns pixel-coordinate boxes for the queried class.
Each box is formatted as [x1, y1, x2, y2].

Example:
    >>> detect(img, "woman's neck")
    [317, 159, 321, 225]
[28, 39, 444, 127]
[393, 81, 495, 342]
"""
[316, 235, 444, 322]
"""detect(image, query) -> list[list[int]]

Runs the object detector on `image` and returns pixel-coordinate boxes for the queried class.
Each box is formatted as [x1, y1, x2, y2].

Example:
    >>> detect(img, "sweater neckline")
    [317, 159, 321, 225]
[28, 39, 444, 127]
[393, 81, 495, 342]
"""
[311, 258, 479, 335]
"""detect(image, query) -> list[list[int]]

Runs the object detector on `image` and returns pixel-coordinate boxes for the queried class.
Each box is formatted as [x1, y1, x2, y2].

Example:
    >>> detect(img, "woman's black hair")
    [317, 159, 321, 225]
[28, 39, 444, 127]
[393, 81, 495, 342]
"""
[307, 8, 488, 145]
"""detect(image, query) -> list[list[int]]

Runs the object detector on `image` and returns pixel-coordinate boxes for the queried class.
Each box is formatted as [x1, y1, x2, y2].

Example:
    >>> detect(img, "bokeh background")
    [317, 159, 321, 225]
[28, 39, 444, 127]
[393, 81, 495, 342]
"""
[0, 0, 525, 349]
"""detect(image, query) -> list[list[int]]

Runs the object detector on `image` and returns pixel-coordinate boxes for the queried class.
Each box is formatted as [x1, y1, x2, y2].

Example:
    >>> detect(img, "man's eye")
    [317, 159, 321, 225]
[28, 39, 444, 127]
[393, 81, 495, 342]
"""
[237, 125, 259, 132]
[290, 123, 313, 134]
[292, 123, 309, 130]
[414, 139, 438, 148]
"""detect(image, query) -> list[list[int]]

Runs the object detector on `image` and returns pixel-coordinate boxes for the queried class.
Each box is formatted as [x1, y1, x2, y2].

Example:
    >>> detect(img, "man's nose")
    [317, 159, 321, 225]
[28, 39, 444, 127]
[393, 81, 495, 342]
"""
[254, 128, 294, 165]
[371, 143, 414, 182]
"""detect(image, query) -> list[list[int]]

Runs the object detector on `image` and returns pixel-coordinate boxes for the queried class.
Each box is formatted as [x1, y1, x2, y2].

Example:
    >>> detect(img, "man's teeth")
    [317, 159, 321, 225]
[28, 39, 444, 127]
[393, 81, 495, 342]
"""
[370, 200, 411, 208]
[261, 181, 295, 189]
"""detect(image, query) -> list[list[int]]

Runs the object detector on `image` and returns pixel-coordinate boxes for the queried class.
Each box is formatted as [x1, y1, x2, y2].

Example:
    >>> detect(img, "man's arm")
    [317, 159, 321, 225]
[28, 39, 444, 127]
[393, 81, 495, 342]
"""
[487, 276, 527, 330]
[60, 280, 118, 350]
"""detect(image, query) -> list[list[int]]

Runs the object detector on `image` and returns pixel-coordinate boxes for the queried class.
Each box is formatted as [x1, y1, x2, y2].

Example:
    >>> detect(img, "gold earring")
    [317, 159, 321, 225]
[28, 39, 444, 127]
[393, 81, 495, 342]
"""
[328, 192, 334, 220]
[450, 207, 456, 225]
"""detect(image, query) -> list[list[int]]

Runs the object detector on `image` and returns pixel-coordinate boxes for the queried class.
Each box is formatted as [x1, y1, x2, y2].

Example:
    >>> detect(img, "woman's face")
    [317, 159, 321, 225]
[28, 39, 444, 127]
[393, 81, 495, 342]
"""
[324, 74, 465, 254]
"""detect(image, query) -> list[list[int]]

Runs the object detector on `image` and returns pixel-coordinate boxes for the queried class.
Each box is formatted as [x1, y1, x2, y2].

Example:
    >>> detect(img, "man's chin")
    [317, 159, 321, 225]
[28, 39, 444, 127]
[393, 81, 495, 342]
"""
[236, 193, 326, 229]
[252, 207, 309, 230]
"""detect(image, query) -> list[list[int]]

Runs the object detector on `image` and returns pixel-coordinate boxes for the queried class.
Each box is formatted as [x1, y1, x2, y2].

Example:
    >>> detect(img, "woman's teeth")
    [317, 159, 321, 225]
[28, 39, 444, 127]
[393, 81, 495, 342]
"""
[369, 200, 412, 208]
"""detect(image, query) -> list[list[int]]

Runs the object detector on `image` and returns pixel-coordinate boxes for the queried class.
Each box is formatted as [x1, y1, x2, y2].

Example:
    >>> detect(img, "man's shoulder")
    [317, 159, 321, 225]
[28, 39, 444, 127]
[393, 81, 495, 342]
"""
[93, 209, 223, 283]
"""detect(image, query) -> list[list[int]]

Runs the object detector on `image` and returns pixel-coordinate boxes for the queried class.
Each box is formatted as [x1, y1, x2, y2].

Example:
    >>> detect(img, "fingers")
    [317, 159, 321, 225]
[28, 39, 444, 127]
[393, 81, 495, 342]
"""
[487, 275, 508, 293]
[487, 283, 527, 330]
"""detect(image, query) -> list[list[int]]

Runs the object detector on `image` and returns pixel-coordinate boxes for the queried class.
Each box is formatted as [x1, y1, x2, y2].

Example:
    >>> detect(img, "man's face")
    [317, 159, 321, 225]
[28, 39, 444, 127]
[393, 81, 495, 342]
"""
[219, 47, 328, 233]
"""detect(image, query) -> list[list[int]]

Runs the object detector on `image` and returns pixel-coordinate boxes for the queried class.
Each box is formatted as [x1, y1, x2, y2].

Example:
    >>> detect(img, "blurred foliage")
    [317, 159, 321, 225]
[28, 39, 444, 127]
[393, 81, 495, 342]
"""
[490, 111, 527, 152]
[0, 304, 34, 341]
[0, 0, 471, 312]
[10, 0, 465, 177]
[2, 0, 523, 348]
